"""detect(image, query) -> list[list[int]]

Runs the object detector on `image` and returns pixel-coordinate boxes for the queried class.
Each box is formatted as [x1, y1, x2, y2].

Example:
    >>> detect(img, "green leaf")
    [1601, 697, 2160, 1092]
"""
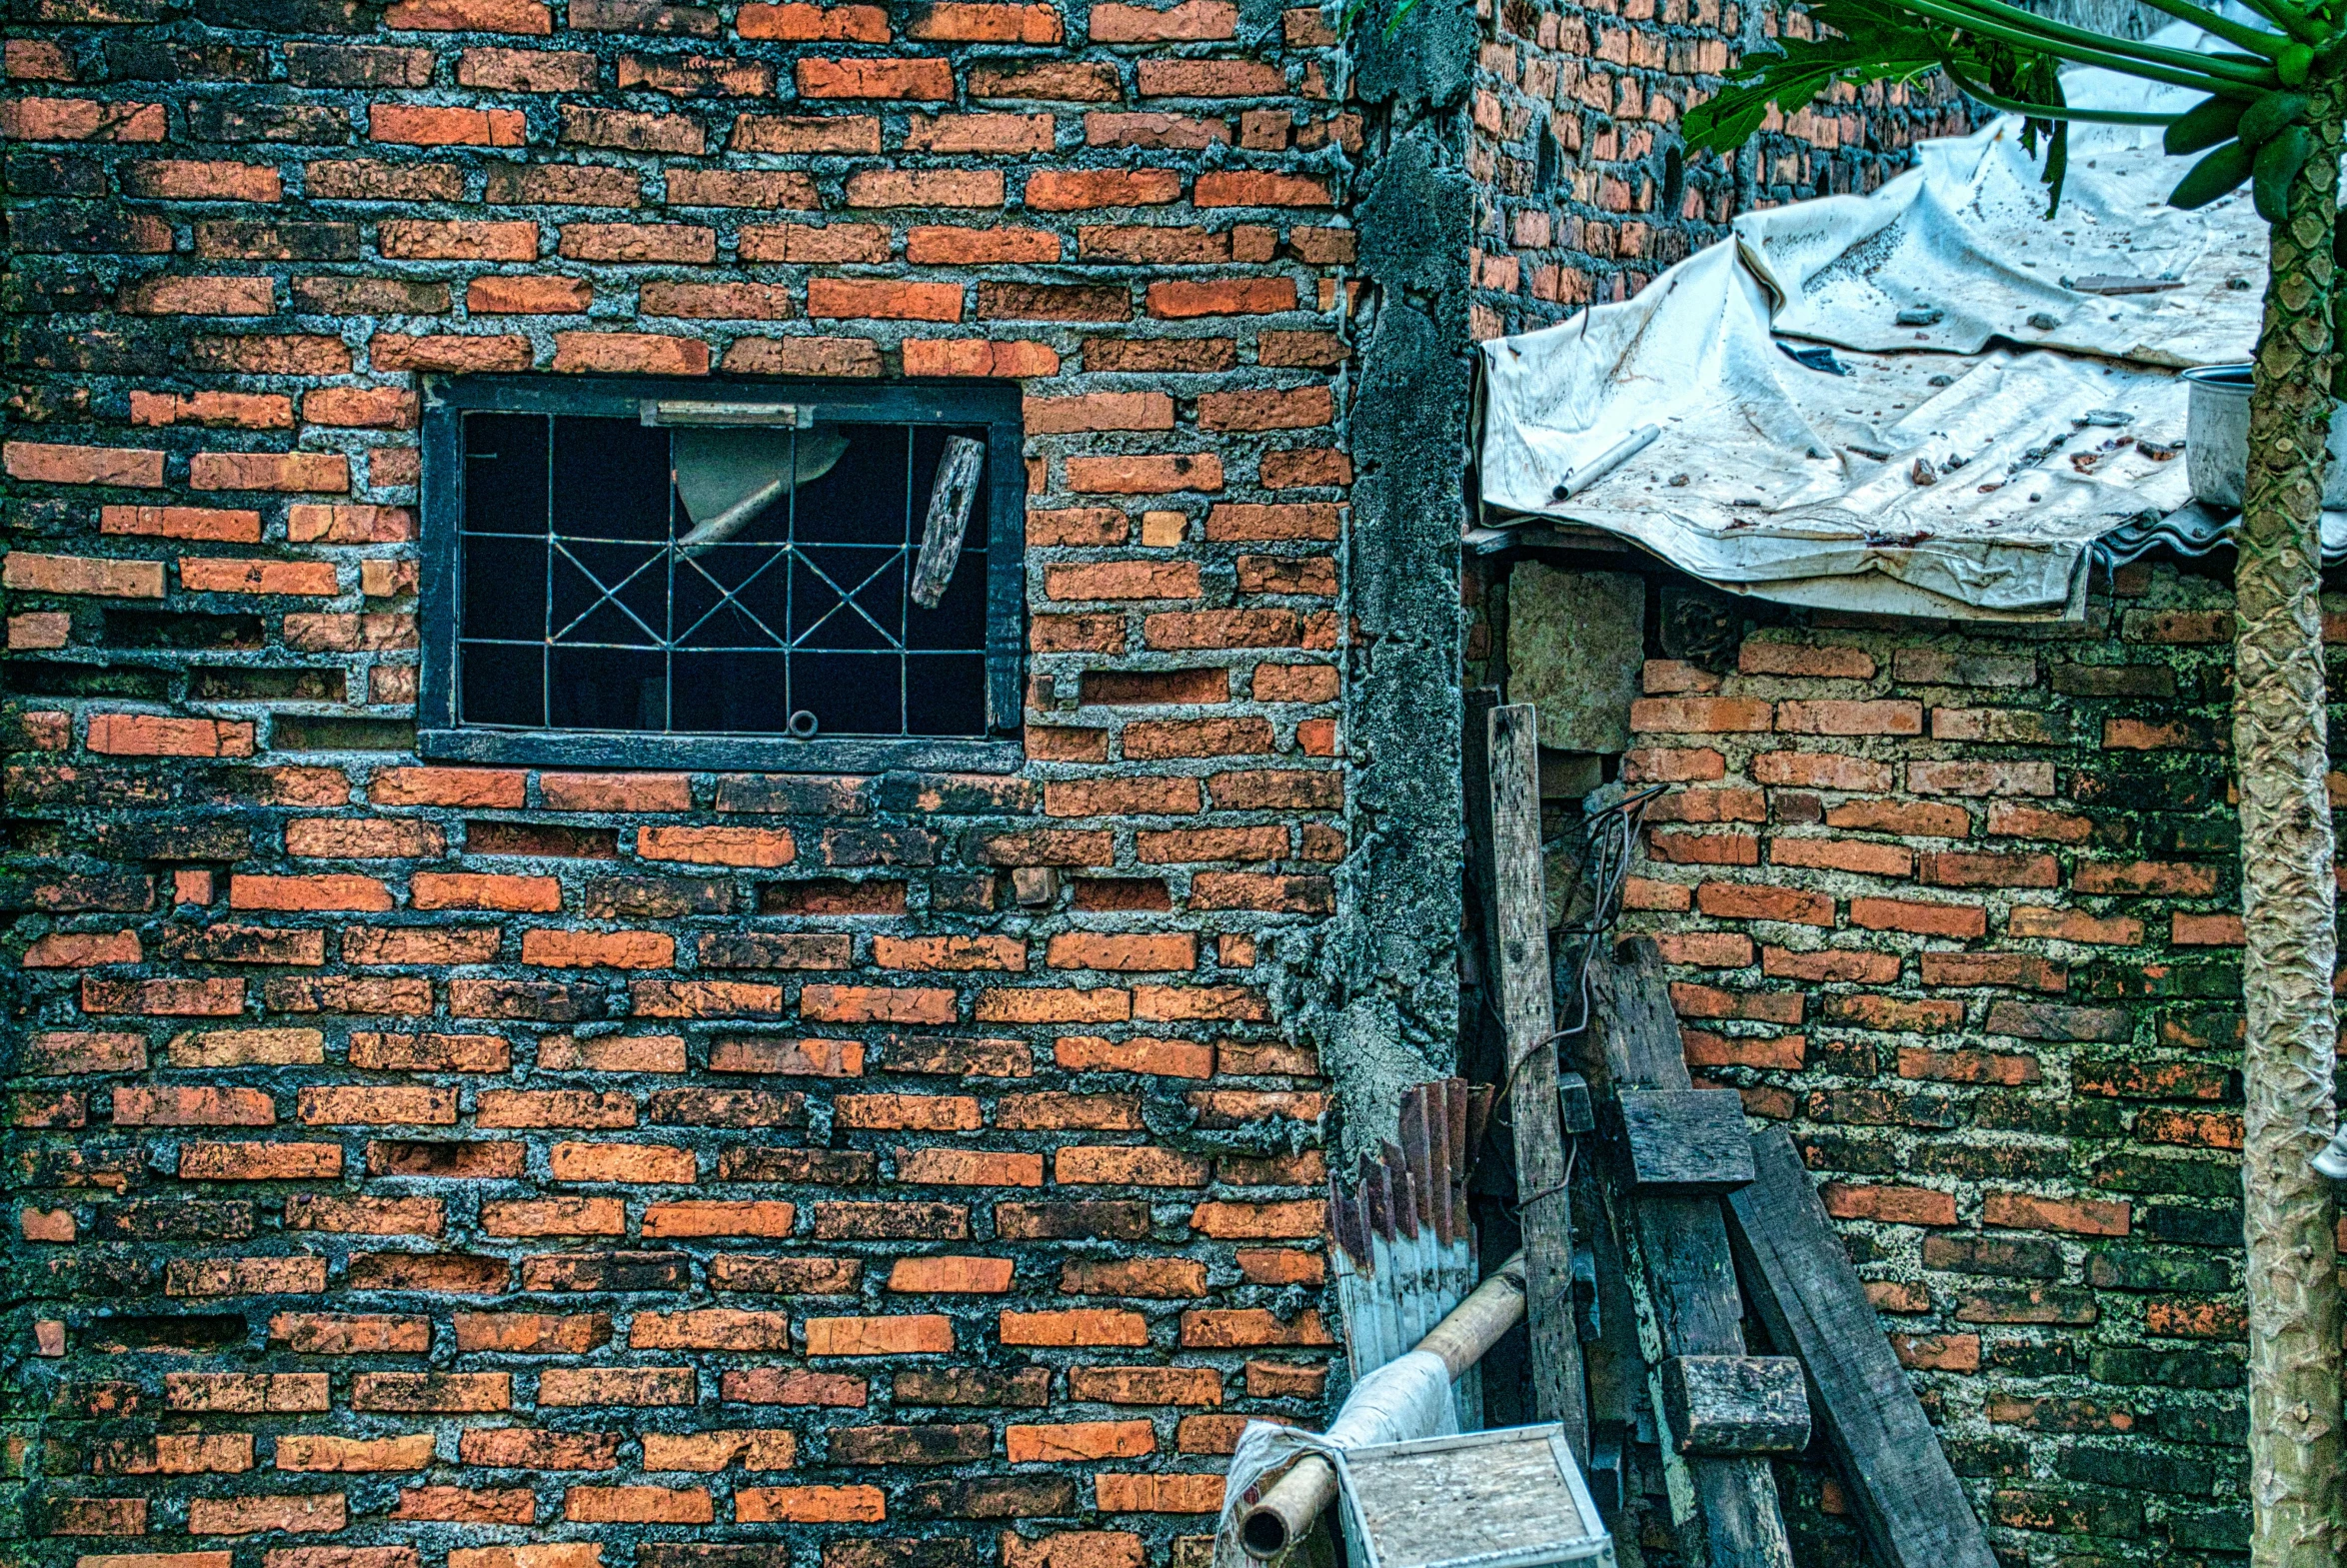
[1681, 0, 1947, 156]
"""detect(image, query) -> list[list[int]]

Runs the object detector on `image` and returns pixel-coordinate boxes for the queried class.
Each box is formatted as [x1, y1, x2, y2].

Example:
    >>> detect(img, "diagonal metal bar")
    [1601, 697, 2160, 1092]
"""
[548, 539, 669, 646]
[788, 543, 909, 650]
[675, 541, 794, 649]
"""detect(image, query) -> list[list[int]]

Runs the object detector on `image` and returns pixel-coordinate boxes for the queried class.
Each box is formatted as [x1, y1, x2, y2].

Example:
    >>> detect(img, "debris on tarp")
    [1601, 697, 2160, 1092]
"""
[1472, 30, 2302, 622]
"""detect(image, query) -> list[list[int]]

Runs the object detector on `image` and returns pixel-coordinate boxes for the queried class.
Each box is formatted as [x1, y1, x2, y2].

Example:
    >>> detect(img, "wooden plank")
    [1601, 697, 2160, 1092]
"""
[1579, 1169, 1648, 1489]
[911, 434, 986, 609]
[1726, 1129, 2000, 1568]
[1660, 1356, 1810, 1455]
[1485, 703, 1588, 1459]
[1461, 686, 1503, 997]
[1582, 938, 1793, 1568]
[1618, 1088, 1757, 1191]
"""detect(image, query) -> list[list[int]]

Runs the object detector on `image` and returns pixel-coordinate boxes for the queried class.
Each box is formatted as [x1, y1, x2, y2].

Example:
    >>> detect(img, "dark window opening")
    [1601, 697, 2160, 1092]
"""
[419, 376, 1025, 773]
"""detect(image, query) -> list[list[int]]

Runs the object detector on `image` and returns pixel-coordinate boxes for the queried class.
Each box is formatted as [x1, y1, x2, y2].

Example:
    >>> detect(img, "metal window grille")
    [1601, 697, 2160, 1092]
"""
[418, 376, 1025, 775]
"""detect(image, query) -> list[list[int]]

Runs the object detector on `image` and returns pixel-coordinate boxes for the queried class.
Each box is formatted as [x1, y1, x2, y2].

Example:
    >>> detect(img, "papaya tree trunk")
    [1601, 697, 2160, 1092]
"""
[2233, 73, 2347, 1568]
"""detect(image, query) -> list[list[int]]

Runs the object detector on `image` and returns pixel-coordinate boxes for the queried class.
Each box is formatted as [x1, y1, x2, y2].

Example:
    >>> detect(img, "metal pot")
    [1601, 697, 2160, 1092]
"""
[2183, 362, 2347, 509]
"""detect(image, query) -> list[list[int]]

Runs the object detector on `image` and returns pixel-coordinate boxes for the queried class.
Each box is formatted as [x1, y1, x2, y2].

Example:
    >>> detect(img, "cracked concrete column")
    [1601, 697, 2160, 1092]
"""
[1307, 0, 1481, 1163]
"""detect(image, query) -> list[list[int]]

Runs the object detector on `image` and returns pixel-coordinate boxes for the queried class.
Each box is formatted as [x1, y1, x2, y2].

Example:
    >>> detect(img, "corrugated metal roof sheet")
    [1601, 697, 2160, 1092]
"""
[1473, 37, 2289, 621]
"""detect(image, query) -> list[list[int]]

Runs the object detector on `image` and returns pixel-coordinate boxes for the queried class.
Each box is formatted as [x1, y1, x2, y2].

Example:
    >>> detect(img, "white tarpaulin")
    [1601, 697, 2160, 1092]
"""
[1210, 1351, 1458, 1568]
[1476, 38, 2273, 620]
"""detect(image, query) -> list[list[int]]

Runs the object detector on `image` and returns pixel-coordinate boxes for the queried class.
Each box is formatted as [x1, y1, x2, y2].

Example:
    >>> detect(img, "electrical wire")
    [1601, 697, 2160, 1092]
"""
[1491, 782, 1671, 1126]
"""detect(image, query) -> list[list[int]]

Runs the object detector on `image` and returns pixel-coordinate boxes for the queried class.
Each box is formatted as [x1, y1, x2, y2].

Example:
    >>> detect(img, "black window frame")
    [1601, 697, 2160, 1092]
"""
[418, 373, 1027, 775]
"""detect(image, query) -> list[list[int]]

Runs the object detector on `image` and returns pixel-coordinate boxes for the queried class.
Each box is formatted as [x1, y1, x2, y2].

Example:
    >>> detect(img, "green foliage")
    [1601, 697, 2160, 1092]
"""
[1677, 0, 2335, 220]
[1677, 0, 1950, 152]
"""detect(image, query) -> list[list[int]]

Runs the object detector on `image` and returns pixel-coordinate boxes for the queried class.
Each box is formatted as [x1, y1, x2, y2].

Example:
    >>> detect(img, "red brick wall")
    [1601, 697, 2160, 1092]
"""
[1467, 0, 1970, 338]
[4, 5, 1353, 1567]
[1612, 562, 2271, 1563]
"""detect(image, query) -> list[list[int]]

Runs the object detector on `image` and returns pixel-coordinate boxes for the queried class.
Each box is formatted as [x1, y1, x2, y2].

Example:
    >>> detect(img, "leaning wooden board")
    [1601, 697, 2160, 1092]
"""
[1583, 940, 1793, 1568]
[1725, 1129, 1999, 1568]
[1484, 704, 1589, 1459]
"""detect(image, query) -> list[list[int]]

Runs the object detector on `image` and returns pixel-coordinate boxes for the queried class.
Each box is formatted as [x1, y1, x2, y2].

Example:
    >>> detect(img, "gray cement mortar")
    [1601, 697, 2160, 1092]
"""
[1288, 13, 1480, 1165]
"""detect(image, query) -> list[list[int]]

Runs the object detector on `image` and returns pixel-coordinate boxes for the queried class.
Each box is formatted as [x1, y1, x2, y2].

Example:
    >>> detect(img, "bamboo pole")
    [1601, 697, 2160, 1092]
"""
[1238, 1254, 1530, 1559]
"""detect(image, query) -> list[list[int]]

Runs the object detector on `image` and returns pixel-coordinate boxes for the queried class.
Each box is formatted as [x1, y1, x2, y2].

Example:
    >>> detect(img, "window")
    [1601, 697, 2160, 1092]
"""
[419, 376, 1024, 773]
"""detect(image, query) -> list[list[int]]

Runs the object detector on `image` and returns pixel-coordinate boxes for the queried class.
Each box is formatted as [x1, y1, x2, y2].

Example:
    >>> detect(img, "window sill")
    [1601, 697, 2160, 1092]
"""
[418, 728, 1025, 776]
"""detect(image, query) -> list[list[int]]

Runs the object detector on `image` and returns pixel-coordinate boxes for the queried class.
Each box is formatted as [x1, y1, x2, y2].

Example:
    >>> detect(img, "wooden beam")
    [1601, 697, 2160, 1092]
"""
[1617, 1088, 1757, 1192]
[1660, 1355, 1810, 1456]
[1583, 938, 1794, 1568]
[1485, 703, 1588, 1459]
[1461, 686, 1503, 997]
[1726, 1129, 1999, 1568]
[911, 434, 986, 609]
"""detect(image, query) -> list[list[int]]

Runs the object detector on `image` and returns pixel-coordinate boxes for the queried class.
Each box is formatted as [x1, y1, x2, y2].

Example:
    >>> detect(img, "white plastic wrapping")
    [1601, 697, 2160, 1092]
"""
[1211, 1351, 1460, 1568]
[1475, 33, 2269, 621]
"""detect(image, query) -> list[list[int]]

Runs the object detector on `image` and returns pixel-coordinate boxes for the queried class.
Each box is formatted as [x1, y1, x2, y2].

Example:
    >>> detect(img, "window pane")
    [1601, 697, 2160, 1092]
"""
[550, 538, 667, 649]
[437, 396, 1015, 749]
[797, 423, 910, 546]
[906, 653, 988, 737]
[791, 544, 902, 652]
[548, 645, 669, 732]
[462, 413, 548, 537]
[670, 650, 794, 734]
[459, 641, 544, 729]
[907, 538, 989, 651]
[674, 538, 790, 651]
[552, 417, 670, 542]
[793, 651, 903, 737]
[463, 533, 547, 646]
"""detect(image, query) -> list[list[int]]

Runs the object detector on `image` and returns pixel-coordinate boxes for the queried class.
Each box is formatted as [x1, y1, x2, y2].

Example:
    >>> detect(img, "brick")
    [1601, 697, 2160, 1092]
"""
[1631, 696, 1773, 734]
[550, 1141, 697, 1182]
[1982, 1191, 2130, 1236]
[737, 2, 890, 36]
[1926, 955, 2067, 995]
[1145, 278, 1296, 317]
[3, 98, 167, 142]
[188, 1496, 347, 1536]
[1695, 882, 1832, 925]
[1008, 1421, 1155, 1462]
[381, 0, 552, 23]
[737, 1486, 887, 1523]
[2072, 859, 2221, 896]
[639, 1429, 796, 1472]
[372, 768, 528, 807]
[539, 1367, 698, 1406]
[1906, 760, 2056, 796]
[1922, 850, 2058, 888]
[1775, 699, 1922, 736]
[1848, 896, 1985, 938]
[1194, 170, 1331, 205]
[798, 57, 954, 99]
[1001, 1309, 1149, 1346]
[1821, 1183, 1957, 1226]
[1057, 1146, 1210, 1186]
[632, 1308, 797, 1350]
[6, 443, 167, 488]
[1751, 751, 1892, 790]
[806, 1315, 956, 1355]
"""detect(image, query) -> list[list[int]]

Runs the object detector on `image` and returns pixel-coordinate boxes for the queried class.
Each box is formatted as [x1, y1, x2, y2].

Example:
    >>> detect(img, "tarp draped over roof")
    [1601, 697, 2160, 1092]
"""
[1474, 40, 2278, 621]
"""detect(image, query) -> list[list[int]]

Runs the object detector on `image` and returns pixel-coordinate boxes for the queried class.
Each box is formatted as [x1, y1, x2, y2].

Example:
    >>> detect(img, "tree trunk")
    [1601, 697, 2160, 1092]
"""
[2233, 74, 2347, 1568]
